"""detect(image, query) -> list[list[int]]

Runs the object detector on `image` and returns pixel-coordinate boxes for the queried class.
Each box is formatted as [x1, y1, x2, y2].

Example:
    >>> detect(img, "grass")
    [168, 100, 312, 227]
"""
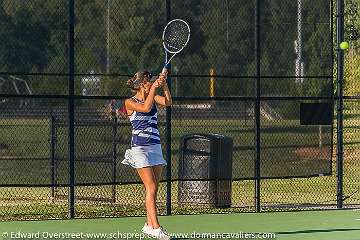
[170, 119, 334, 178]
[0, 118, 336, 184]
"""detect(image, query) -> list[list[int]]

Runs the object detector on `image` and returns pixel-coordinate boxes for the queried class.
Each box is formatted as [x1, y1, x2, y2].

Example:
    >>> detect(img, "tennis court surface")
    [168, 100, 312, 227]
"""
[0, 210, 359, 240]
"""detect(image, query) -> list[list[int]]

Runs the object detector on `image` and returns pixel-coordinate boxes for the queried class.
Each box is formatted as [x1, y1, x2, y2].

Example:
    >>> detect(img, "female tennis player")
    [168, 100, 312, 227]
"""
[122, 70, 172, 240]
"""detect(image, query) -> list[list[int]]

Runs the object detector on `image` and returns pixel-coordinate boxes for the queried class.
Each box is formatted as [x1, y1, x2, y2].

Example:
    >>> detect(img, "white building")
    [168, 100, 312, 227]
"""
[81, 70, 101, 96]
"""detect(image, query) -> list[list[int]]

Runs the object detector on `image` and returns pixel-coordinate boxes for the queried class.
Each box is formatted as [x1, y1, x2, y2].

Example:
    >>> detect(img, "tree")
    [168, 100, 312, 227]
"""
[0, 4, 12, 72]
[344, 49, 360, 96]
[0, 0, 339, 98]
[346, 0, 360, 47]
[344, 0, 360, 96]
[110, 0, 164, 74]
[0, 1, 68, 96]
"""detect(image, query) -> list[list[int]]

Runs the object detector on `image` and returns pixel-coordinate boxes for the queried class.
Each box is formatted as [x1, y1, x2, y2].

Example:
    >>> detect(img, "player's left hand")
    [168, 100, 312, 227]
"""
[157, 73, 167, 86]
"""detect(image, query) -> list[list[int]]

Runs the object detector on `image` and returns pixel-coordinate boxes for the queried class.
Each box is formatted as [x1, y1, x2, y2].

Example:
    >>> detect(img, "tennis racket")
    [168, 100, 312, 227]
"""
[162, 19, 191, 74]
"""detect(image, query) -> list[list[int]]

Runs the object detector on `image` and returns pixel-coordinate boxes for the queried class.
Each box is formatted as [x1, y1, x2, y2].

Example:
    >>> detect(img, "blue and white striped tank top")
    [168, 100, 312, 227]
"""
[129, 96, 161, 147]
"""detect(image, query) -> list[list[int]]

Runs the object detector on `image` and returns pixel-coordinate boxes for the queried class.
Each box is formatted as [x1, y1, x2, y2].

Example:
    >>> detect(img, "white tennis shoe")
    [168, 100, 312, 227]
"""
[149, 226, 171, 240]
[141, 223, 153, 236]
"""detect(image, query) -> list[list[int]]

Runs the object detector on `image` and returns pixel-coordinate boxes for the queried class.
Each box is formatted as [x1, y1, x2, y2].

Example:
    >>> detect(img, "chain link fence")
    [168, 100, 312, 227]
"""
[342, 0, 360, 209]
[0, 0, 359, 220]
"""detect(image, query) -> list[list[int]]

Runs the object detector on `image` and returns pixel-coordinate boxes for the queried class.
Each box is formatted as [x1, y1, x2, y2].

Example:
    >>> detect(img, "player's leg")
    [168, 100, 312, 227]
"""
[152, 165, 163, 199]
[136, 167, 160, 229]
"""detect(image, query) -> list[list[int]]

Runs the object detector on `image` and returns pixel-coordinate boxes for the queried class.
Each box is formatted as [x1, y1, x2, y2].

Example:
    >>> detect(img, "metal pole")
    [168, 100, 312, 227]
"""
[165, 0, 172, 216]
[226, 0, 229, 49]
[336, 0, 345, 209]
[254, 0, 261, 213]
[112, 114, 117, 203]
[106, 0, 111, 74]
[68, 0, 75, 219]
[173, 66, 178, 97]
[295, 0, 304, 84]
[50, 115, 56, 202]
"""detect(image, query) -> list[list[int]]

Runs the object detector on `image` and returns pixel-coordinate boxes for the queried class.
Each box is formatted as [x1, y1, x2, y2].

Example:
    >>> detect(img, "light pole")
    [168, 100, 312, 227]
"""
[106, 0, 111, 74]
[295, 0, 304, 84]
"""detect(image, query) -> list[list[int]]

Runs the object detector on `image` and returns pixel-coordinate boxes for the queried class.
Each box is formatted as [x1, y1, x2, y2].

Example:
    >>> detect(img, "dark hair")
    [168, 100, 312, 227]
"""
[126, 70, 152, 91]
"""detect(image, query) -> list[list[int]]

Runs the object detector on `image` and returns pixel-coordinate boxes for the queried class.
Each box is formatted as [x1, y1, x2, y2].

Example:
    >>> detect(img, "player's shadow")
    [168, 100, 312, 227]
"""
[277, 228, 360, 235]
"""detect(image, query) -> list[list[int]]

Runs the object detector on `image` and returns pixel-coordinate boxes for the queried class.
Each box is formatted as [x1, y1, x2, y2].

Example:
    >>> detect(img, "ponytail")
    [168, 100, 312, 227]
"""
[126, 70, 151, 91]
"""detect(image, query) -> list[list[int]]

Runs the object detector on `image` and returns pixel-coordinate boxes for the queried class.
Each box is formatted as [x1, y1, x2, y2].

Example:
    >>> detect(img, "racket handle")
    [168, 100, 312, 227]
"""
[162, 63, 170, 74]
[161, 67, 167, 74]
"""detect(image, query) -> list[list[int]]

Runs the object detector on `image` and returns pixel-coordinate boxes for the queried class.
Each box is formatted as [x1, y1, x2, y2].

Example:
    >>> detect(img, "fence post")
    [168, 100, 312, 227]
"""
[254, 0, 261, 213]
[50, 115, 57, 202]
[68, 0, 76, 218]
[165, 0, 172, 216]
[112, 114, 117, 203]
[336, 0, 345, 209]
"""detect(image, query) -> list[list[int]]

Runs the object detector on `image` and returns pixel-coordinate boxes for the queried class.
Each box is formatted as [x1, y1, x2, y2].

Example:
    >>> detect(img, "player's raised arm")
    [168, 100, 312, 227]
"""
[154, 70, 172, 107]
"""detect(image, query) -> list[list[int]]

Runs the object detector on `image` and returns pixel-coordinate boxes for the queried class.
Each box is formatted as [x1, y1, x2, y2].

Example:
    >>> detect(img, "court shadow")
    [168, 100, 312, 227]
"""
[277, 228, 360, 235]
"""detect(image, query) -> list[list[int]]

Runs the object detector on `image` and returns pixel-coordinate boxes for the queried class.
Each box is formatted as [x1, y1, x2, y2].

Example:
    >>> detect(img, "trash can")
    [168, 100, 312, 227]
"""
[178, 134, 233, 208]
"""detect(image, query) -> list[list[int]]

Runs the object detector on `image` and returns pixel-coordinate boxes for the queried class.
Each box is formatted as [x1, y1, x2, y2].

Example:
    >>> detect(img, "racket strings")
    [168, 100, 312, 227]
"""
[164, 21, 189, 52]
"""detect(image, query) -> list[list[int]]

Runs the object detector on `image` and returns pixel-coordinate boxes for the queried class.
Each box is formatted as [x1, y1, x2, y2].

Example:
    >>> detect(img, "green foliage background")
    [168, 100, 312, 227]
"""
[0, 0, 357, 98]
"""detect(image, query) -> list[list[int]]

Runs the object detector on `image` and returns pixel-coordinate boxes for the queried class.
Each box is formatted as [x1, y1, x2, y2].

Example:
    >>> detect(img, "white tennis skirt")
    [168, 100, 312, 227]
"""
[121, 144, 167, 169]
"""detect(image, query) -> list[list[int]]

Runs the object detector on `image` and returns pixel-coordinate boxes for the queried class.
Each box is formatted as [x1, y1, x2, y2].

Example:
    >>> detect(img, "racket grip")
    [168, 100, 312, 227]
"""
[162, 63, 170, 74]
